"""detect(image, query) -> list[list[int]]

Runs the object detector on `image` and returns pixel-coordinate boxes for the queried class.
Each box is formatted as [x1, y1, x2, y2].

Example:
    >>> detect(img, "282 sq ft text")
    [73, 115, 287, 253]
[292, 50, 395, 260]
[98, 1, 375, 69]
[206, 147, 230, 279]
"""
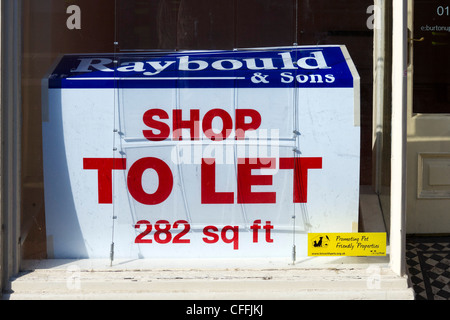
[134, 219, 274, 250]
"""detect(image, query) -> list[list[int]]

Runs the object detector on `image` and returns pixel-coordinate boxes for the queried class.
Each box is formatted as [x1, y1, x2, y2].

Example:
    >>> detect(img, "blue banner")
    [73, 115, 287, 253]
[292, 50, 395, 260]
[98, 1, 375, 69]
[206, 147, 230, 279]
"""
[48, 46, 355, 89]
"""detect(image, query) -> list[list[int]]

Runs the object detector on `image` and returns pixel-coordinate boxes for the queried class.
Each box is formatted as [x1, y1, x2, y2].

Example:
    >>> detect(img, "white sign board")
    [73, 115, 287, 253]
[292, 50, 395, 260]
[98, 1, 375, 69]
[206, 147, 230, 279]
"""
[42, 46, 360, 260]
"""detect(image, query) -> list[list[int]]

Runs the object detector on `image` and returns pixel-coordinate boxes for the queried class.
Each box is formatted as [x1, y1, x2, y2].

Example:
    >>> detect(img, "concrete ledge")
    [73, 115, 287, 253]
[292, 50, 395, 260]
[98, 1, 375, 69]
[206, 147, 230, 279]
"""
[4, 258, 414, 300]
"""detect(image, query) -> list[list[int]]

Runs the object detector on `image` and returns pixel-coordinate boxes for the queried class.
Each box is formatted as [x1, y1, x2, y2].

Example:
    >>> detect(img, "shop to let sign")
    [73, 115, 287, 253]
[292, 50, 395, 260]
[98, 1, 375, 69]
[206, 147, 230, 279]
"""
[42, 46, 360, 260]
[308, 233, 387, 256]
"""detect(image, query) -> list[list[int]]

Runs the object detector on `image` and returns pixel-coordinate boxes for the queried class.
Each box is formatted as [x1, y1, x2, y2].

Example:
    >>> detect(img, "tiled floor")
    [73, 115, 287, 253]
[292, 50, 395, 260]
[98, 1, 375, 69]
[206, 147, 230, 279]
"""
[406, 236, 450, 300]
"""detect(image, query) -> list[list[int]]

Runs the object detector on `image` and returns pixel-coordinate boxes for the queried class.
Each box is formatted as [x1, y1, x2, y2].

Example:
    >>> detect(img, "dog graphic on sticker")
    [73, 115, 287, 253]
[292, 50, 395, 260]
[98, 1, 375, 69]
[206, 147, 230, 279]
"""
[312, 235, 330, 248]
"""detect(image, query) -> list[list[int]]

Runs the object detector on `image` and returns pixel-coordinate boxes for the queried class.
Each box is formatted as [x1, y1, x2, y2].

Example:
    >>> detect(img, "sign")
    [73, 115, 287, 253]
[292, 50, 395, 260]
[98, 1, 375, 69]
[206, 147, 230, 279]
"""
[42, 46, 360, 260]
[308, 233, 386, 256]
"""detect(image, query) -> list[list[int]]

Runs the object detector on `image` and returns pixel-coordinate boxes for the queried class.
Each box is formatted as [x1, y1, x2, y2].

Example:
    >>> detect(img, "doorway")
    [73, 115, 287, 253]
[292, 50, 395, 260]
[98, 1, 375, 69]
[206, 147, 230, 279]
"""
[406, 0, 450, 234]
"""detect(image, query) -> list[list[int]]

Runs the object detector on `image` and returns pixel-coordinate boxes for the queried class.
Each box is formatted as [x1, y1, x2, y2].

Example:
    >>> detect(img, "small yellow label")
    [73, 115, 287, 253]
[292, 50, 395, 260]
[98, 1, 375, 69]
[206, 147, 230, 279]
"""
[308, 233, 386, 256]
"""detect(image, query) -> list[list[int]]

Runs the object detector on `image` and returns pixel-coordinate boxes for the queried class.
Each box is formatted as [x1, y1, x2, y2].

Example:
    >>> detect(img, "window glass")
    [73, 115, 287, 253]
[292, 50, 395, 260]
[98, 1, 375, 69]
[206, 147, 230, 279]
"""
[21, 0, 374, 259]
[21, 0, 114, 258]
[413, 0, 450, 113]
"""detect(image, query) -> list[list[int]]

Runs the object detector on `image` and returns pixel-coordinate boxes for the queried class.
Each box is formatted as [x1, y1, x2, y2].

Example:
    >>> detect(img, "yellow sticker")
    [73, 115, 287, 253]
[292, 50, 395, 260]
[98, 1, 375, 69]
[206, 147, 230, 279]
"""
[308, 233, 386, 256]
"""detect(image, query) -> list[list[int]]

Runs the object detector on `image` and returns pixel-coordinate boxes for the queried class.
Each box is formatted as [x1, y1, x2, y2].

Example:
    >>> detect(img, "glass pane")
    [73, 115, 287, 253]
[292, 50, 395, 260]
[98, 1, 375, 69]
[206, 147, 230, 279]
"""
[117, 0, 236, 51]
[116, 0, 373, 185]
[413, 0, 450, 113]
[235, 0, 295, 47]
[295, 0, 374, 185]
[117, 0, 295, 51]
[21, 0, 115, 259]
[21, 0, 377, 262]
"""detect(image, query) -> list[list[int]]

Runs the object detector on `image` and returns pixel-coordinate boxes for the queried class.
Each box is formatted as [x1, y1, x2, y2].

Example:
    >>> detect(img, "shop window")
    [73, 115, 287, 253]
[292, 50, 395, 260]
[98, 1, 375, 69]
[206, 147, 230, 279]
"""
[21, 0, 374, 260]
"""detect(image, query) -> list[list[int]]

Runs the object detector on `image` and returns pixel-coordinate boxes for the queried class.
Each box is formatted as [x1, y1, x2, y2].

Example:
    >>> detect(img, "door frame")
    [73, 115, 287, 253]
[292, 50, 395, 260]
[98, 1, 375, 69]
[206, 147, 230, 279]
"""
[389, 0, 408, 276]
[1, 0, 22, 295]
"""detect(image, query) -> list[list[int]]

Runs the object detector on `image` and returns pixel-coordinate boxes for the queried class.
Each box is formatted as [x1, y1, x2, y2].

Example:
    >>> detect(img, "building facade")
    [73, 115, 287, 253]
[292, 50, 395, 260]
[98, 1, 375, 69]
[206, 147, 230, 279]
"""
[1, 0, 448, 299]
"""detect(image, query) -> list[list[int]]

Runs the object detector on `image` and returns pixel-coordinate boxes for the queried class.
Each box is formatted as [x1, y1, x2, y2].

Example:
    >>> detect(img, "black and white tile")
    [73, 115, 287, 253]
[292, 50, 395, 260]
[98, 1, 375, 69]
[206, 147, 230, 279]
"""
[406, 236, 450, 300]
